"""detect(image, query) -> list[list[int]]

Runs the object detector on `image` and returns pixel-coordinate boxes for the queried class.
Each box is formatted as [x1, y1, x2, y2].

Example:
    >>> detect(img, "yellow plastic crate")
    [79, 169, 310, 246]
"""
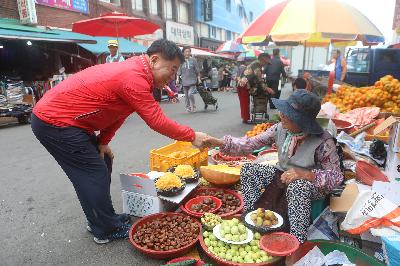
[150, 141, 208, 172]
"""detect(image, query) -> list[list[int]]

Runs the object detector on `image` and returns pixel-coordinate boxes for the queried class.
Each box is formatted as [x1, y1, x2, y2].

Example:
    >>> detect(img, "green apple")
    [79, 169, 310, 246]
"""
[238, 224, 247, 234]
[252, 245, 259, 252]
[213, 246, 220, 253]
[240, 234, 247, 241]
[237, 257, 244, 263]
[225, 254, 233, 261]
[250, 240, 258, 246]
[203, 231, 209, 238]
[220, 246, 227, 253]
[224, 233, 233, 241]
[208, 246, 214, 252]
[230, 225, 239, 235]
[240, 250, 247, 257]
[219, 253, 226, 259]
[209, 234, 216, 241]
[252, 252, 259, 260]
[254, 232, 261, 240]
[256, 259, 262, 263]
[261, 255, 269, 262]
[231, 245, 239, 251]
[232, 256, 239, 263]
[219, 228, 225, 236]
[231, 218, 240, 225]
[231, 234, 240, 242]
[204, 239, 211, 246]
[244, 254, 252, 261]
[245, 245, 252, 252]
[239, 247, 245, 253]
[218, 241, 225, 247]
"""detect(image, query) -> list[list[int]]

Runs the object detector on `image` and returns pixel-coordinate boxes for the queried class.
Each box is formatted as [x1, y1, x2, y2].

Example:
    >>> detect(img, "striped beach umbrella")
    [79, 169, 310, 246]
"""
[215, 40, 246, 53]
[240, 0, 384, 45]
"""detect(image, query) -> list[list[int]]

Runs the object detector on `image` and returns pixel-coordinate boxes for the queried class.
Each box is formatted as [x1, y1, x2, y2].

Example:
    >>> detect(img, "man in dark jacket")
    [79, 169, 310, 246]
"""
[264, 48, 287, 109]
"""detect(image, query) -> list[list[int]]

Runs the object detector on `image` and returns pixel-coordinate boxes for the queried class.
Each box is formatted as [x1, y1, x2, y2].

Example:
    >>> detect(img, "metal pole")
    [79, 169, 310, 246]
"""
[302, 40, 307, 71]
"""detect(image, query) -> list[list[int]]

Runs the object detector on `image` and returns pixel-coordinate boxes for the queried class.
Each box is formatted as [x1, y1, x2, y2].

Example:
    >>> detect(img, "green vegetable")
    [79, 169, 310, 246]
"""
[162, 259, 197, 266]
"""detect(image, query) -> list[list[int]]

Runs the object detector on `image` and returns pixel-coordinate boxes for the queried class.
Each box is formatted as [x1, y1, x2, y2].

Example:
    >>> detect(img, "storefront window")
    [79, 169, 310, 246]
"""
[149, 0, 158, 15]
[250, 12, 253, 22]
[164, 0, 173, 19]
[178, 2, 189, 24]
[209, 26, 216, 38]
[226, 0, 231, 12]
[131, 0, 143, 11]
[238, 6, 243, 17]
[226, 30, 231, 40]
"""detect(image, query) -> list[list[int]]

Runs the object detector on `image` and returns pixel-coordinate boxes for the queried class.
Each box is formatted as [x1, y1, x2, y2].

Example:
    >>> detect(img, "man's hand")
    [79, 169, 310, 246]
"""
[192, 132, 208, 148]
[203, 135, 224, 148]
[98, 144, 114, 163]
[198, 77, 202, 85]
[280, 168, 315, 185]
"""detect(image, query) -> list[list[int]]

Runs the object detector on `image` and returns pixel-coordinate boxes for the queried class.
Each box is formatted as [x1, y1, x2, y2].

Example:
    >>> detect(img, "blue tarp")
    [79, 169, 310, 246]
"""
[0, 18, 96, 43]
[78, 37, 147, 55]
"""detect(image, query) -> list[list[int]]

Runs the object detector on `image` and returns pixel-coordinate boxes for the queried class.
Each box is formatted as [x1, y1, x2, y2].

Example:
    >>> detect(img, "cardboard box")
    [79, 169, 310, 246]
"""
[120, 172, 199, 217]
[385, 121, 400, 182]
[330, 183, 359, 213]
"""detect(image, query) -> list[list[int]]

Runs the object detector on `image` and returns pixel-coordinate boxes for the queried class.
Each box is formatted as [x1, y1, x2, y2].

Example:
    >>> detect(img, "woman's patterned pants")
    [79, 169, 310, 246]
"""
[240, 163, 325, 243]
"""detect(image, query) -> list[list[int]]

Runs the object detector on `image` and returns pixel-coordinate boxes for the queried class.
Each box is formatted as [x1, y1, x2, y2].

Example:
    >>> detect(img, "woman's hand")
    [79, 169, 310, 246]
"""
[98, 144, 114, 164]
[280, 168, 315, 185]
[203, 135, 224, 148]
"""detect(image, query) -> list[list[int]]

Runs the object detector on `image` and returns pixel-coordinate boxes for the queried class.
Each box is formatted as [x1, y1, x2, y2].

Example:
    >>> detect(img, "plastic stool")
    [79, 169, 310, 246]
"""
[311, 198, 328, 222]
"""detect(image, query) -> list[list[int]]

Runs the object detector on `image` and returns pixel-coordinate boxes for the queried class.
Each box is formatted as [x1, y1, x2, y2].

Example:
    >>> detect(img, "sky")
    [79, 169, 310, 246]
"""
[264, 0, 397, 44]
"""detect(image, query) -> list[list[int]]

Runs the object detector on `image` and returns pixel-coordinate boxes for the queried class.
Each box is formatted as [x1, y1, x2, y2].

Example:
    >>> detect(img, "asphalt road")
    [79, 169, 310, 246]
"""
[0, 87, 289, 265]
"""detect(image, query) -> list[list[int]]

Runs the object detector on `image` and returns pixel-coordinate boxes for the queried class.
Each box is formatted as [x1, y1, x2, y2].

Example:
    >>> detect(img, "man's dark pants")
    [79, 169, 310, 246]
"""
[31, 114, 123, 239]
[267, 79, 281, 109]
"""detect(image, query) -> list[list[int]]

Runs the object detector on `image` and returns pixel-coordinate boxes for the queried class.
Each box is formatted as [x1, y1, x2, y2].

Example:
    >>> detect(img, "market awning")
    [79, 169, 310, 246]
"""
[78, 37, 147, 55]
[0, 18, 96, 44]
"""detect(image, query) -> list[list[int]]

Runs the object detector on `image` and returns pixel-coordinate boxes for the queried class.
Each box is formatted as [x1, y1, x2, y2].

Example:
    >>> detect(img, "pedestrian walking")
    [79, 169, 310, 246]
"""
[176, 46, 201, 112]
[31, 39, 207, 244]
[264, 48, 287, 109]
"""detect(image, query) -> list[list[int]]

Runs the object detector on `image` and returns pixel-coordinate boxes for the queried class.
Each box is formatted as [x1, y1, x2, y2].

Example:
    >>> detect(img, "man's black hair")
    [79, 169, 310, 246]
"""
[258, 52, 270, 60]
[292, 77, 307, 90]
[273, 48, 280, 56]
[147, 39, 185, 63]
[336, 49, 341, 56]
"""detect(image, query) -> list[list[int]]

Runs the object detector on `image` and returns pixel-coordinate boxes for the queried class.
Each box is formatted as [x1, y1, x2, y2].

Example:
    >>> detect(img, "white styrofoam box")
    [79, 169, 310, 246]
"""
[385, 122, 400, 182]
[120, 172, 199, 217]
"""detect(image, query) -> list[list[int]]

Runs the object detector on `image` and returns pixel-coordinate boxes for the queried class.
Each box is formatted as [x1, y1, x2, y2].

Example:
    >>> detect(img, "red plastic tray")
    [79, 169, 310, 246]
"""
[185, 196, 222, 217]
[355, 160, 389, 186]
[260, 232, 300, 257]
[128, 212, 201, 259]
[167, 257, 205, 266]
[180, 187, 244, 218]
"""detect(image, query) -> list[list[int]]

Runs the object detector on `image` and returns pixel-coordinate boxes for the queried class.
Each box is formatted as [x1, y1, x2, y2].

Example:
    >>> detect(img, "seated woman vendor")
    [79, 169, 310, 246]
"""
[204, 89, 343, 243]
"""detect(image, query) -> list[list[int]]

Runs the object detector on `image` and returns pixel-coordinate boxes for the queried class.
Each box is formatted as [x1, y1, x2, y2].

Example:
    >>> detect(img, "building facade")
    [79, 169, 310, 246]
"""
[0, 0, 195, 46]
[194, 0, 265, 50]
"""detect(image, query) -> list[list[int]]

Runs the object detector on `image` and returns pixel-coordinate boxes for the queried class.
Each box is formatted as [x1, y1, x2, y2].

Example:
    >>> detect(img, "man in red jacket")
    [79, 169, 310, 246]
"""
[31, 39, 207, 244]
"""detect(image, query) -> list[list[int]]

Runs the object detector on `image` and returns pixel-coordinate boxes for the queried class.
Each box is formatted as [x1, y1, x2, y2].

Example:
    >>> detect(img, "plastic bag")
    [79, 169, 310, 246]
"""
[341, 190, 400, 234]
[307, 207, 339, 241]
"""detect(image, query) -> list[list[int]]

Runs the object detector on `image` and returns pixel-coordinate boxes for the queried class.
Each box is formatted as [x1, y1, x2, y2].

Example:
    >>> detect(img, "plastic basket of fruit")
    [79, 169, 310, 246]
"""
[129, 212, 201, 259]
[185, 196, 222, 217]
[167, 165, 200, 183]
[154, 172, 186, 197]
[241, 209, 284, 234]
[150, 141, 208, 172]
[181, 188, 244, 218]
[355, 160, 389, 186]
[200, 165, 241, 186]
[199, 218, 282, 265]
[259, 232, 299, 257]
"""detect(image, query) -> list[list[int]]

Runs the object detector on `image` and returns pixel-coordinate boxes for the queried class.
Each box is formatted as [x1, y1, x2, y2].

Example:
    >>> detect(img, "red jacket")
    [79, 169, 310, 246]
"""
[33, 55, 195, 145]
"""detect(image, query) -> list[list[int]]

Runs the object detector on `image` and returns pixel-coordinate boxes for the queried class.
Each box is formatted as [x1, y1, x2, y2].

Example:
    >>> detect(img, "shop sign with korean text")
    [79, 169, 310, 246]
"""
[35, 0, 89, 14]
[166, 21, 194, 46]
[203, 0, 213, 21]
[18, 0, 37, 24]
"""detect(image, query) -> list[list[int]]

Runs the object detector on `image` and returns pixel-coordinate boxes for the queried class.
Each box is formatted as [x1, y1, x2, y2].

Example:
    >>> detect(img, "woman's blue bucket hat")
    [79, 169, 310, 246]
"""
[272, 89, 324, 135]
